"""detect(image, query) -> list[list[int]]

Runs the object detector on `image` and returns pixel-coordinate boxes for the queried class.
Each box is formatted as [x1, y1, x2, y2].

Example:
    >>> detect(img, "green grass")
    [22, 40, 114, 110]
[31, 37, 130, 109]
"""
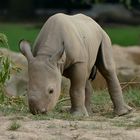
[0, 23, 40, 52]
[0, 23, 140, 52]
[1, 88, 140, 130]
[104, 25, 140, 46]
[124, 88, 140, 108]
[0, 96, 28, 115]
[0, 88, 140, 121]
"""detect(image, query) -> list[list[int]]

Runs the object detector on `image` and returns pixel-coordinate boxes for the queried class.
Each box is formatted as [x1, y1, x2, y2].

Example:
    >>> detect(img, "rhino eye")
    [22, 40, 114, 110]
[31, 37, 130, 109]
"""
[48, 88, 54, 94]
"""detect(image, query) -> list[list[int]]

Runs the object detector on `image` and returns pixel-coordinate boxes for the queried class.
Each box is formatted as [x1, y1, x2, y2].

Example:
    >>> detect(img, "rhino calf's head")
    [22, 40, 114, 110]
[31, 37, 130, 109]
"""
[19, 40, 65, 115]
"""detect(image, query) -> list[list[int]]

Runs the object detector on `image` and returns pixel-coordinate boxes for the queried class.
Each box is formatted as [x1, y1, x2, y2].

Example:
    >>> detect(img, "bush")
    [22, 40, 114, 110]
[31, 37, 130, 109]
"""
[0, 33, 11, 102]
[0, 33, 27, 115]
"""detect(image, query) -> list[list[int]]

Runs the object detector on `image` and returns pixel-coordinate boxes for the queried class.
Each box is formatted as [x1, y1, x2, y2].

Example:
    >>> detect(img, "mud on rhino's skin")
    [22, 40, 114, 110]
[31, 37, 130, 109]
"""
[19, 13, 132, 116]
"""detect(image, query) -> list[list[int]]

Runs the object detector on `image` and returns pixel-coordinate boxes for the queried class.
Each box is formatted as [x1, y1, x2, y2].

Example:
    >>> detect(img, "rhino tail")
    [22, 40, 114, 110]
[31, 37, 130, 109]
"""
[89, 66, 97, 81]
[95, 31, 115, 72]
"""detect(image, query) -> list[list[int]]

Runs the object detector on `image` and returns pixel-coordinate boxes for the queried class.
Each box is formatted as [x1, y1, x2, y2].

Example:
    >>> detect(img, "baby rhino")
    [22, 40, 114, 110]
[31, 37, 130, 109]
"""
[19, 13, 132, 116]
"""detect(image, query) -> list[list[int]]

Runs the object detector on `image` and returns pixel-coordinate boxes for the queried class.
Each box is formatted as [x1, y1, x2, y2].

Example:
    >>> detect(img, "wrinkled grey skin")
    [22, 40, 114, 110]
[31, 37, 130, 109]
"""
[19, 13, 132, 116]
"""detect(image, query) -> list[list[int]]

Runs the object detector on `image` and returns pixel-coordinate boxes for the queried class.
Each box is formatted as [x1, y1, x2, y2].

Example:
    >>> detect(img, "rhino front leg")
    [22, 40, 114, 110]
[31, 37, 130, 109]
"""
[85, 80, 93, 115]
[68, 63, 89, 117]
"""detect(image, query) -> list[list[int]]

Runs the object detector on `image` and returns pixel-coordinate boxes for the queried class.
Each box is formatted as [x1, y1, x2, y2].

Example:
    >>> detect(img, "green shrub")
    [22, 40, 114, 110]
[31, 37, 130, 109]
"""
[0, 33, 11, 102]
[0, 33, 28, 115]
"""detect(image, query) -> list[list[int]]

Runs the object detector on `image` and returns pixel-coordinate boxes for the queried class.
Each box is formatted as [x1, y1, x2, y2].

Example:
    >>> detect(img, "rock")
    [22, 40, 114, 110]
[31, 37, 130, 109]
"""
[92, 45, 140, 89]
[1, 45, 140, 96]
[114, 45, 140, 89]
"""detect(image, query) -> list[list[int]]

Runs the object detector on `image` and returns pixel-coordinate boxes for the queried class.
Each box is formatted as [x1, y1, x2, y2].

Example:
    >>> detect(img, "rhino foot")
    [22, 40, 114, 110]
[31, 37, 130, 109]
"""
[70, 107, 89, 117]
[114, 104, 133, 116]
[86, 106, 94, 116]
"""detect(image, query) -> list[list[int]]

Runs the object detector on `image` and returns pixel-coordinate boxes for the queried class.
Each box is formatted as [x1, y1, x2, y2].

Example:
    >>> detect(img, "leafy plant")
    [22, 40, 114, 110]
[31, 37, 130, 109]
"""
[0, 33, 9, 47]
[0, 33, 28, 115]
[0, 33, 11, 102]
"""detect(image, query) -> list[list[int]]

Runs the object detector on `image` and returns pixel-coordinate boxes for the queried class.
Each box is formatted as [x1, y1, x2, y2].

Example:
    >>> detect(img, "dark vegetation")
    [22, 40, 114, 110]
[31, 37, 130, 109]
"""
[0, 0, 139, 20]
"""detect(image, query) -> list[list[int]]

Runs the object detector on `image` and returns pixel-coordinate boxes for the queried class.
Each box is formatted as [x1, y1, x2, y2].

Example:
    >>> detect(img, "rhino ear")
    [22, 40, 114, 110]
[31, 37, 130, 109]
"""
[19, 39, 34, 61]
[51, 48, 66, 65]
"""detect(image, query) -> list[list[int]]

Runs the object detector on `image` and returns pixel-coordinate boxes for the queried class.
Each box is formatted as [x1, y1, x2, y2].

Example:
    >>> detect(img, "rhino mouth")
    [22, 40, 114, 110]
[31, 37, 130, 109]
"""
[29, 106, 47, 115]
[28, 100, 47, 115]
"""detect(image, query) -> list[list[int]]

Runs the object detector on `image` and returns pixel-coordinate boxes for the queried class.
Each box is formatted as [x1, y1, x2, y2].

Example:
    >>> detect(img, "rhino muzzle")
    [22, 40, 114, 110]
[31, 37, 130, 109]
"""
[28, 98, 47, 115]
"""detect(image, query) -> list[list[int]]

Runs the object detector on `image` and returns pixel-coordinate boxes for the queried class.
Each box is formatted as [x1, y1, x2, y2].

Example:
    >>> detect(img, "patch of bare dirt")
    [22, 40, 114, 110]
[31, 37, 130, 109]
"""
[0, 111, 140, 140]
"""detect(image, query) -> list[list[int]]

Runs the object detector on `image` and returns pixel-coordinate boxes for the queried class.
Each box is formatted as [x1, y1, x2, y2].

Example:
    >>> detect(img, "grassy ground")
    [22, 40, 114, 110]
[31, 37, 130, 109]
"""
[0, 88, 140, 140]
[0, 23, 140, 52]
[0, 88, 140, 119]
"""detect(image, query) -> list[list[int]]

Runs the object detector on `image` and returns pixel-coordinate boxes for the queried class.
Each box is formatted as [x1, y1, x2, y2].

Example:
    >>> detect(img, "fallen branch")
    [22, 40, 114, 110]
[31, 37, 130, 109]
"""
[121, 82, 140, 85]
[121, 76, 139, 90]
[58, 97, 70, 104]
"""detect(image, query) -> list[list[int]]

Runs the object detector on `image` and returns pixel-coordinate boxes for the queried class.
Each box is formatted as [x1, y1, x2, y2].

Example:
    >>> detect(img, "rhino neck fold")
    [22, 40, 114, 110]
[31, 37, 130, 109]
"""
[35, 53, 64, 76]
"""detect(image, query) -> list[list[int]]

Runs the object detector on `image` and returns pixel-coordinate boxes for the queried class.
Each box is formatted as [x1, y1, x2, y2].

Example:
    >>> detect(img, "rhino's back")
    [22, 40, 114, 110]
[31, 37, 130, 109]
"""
[34, 13, 103, 70]
[55, 14, 103, 69]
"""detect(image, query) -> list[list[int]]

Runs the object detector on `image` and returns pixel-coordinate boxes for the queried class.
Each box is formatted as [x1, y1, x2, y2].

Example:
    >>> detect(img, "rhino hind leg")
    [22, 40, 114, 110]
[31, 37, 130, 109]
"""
[67, 63, 89, 117]
[95, 33, 132, 116]
[85, 80, 93, 115]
